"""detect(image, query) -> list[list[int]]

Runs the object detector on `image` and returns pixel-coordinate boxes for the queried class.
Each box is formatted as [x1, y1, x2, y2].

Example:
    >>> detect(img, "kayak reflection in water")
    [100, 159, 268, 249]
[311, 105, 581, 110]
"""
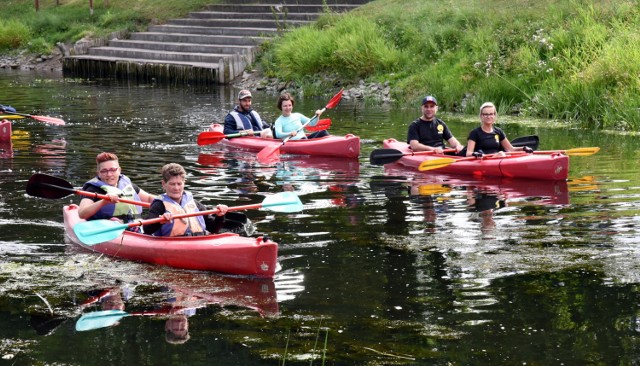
[467, 190, 506, 235]
[409, 184, 452, 234]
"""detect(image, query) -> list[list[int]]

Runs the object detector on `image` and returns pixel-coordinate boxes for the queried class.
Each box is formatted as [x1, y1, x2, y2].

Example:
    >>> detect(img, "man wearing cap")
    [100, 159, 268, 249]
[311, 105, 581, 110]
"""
[407, 95, 463, 154]
[223, 90, 272, 138]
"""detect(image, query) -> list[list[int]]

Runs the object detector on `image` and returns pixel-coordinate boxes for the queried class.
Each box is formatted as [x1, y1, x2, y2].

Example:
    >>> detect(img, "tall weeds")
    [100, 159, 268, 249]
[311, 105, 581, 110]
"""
[262, 0, 640, 130]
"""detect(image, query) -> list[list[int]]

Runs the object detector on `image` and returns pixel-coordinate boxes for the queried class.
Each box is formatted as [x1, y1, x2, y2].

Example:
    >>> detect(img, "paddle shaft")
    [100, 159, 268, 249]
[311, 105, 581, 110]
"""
[418, 152, 510, 171]
[126, 203, 264, 230]
[369, 148, 456, 165]
[7, 112, 65, 125]
[39, 182, 151, 207]
[507, 147, 600, 156]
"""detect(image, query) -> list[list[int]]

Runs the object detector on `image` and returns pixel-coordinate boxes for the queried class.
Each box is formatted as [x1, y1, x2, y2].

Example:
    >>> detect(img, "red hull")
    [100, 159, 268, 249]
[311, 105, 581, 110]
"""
[0, 119, 10, 143]
[383, 138, 569, 181]
[209, 123, 360, 158]
[63, 205, 278, 277]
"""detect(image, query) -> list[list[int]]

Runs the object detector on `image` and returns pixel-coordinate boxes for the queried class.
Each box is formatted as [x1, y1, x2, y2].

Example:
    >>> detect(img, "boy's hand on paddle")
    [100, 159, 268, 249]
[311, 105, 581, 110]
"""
[215, 204, 228, 216]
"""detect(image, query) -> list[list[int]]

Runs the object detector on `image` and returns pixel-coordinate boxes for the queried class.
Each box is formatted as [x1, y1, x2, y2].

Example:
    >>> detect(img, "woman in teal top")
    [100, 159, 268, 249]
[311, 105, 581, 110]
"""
[273, 93, 329, 140]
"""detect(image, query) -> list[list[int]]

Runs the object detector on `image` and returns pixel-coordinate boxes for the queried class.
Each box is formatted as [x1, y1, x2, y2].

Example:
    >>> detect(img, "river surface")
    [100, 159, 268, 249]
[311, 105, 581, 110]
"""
[0, 69, 639, 365]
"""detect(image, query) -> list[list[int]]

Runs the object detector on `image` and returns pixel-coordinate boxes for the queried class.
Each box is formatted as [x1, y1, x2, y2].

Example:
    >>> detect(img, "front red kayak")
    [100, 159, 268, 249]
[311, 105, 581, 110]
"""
[382, 138, 569, 181]
[63, 204, 278, 277]
[209, 123, 360, 158]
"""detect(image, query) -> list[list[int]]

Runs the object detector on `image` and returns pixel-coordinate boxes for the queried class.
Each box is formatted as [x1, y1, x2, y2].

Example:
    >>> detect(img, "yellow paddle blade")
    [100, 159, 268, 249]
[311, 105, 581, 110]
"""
[564, 147, 600, 156]
[417, 184, 452, 195]
[0, 115, 25, 120]
[418, 158, 457, 171]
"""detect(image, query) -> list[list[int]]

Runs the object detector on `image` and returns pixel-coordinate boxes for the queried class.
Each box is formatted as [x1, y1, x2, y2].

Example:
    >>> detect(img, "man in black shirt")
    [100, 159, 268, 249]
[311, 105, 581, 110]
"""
[407, 96, 463, 154]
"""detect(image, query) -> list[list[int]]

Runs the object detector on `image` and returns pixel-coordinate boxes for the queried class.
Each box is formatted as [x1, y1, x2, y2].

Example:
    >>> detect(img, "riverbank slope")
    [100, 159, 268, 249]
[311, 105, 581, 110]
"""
[2, 0, 639, 130]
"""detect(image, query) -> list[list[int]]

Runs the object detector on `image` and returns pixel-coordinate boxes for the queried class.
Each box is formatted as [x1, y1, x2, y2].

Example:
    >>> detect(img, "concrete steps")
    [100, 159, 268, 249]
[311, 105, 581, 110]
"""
[63, 0, 371, 85]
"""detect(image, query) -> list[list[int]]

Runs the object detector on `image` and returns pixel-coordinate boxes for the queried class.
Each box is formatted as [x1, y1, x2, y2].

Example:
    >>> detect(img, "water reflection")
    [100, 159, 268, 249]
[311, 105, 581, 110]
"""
[5, 70, 640, 364]
[74, 273, 280, 344]
[0, 141, 12, 159]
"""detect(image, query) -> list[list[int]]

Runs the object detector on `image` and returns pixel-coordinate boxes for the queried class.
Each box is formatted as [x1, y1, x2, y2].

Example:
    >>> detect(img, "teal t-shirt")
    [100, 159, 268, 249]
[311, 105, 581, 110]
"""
[274, 113, 309, 140]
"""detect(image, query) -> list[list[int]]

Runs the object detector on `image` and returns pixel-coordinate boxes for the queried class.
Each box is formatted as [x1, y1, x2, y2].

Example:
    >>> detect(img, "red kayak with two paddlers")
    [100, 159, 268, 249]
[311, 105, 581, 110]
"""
[202, 123, 360, 159]
[377, 138, 599, 181]
[63, 204, 279, 277]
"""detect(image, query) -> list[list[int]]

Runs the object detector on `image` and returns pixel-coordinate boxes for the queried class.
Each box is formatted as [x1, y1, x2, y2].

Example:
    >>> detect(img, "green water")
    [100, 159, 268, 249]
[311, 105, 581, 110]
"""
[0, 69, 639, 365]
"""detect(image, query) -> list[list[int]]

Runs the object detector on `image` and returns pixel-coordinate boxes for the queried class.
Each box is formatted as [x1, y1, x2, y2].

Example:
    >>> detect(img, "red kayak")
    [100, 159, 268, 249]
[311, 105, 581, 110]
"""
[0, 119, 10, 143]
[208, 123, 360, 158]
[63, 204, 278, 277]
[382, 138, 569, 181]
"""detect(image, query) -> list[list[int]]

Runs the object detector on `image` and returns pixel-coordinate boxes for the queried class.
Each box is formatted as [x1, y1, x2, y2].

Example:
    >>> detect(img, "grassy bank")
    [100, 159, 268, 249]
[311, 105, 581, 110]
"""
[2, 0, 640, 131]
[262, 0, 640, 131]
[0, 0, 219, 54]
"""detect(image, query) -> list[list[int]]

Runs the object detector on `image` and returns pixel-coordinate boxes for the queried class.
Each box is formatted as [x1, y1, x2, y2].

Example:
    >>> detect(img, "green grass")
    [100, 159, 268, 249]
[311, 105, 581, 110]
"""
[0, 0, 220, 53]
[3, 0, 640, 130]
[260, 0, 640, 130]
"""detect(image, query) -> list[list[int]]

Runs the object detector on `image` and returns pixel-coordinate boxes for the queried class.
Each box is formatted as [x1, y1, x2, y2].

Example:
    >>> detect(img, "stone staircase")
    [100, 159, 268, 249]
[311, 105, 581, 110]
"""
[62, 0, 371, 85]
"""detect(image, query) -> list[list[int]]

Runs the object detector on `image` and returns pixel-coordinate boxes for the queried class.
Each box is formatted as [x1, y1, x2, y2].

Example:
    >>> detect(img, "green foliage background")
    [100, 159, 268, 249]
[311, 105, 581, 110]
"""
[2, 0, 640, 130]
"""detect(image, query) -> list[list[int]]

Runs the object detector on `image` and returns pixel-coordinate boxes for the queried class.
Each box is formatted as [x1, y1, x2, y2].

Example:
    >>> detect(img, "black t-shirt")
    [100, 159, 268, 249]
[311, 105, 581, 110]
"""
[467, 126, 507, 154]
[407, 118, 453, 148]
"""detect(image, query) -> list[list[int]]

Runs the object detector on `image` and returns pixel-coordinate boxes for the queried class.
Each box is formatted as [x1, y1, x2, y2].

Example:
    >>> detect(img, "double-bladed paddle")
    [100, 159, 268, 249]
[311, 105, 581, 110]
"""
[528, 147, 600, 156]
[418, 146, 600, 171]
[369, 135, 539, 165]
[26, 173, 151, 207]
[510, 135, 539, 150]
[76, 309, 166, 331]
[369, 148, 457, 165]
[417, 155, 494, 171]
[196, 119, 332, 146]
[5, 112, 65, 125]
[73, 192, 304, 245]
[256, 89, 344, 164]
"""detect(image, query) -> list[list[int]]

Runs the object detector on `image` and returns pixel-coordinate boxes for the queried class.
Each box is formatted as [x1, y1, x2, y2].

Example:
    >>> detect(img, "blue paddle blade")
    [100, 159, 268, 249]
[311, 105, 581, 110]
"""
[73, 219, 129, 246]
[262, 192, 304, 213]
[76, 310, 130, 331]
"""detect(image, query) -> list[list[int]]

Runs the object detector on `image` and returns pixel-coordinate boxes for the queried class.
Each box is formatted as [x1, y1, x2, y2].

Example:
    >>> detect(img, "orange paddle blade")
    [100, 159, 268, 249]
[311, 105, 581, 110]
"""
[256, 144, 282, 164]
[305, 118, 331, 132]
[325, 88, 344, 109]
[30, 114, 66, 125]
[197, 131, 226, 146]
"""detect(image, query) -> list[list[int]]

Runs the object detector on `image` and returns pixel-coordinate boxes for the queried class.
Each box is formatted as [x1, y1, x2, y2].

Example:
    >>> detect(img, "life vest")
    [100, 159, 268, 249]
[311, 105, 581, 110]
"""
[229, 108, 264, 131]
[85, 175, 142, 221]
[155, 192, 206, 237]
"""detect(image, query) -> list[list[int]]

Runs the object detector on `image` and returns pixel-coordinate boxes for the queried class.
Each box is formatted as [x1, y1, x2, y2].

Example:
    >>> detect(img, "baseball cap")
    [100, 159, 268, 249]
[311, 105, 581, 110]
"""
[422, 95, 437, 105]
[238, 90, 252, 100]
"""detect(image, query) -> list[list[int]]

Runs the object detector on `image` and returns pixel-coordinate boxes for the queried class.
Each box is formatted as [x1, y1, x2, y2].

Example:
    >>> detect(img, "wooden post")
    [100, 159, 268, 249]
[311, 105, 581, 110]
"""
[35, 0, 40, 12]
[89, 0, 94, 15]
